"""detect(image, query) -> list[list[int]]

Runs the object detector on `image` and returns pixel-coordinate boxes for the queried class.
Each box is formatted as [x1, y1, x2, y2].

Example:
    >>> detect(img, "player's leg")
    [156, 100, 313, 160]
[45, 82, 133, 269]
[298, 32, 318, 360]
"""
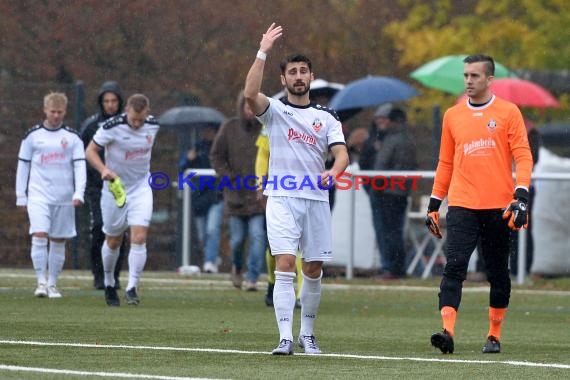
[124, 225, 148, 305]
[123, 188, 153, 305]
[479, 210, 511, 353]
[267, 197, 302, 355]
[273, 254, 297, 349]
[101, 191, 127, 290]
[27, 201, 50, 297]
[297, 199, 331, 354]
[114, 233, 128, 289]
[46, 238, 65, 298]
[431, 207, 479, 353]
[100, 190, 128, 306]
[30, 233, 49, 297]
[45, 204, 77, 298]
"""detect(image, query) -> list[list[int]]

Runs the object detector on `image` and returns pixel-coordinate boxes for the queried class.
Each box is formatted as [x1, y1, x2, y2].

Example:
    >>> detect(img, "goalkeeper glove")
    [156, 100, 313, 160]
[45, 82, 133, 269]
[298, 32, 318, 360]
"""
[425, 197, 443, 239]
[502, 188, 529, 231]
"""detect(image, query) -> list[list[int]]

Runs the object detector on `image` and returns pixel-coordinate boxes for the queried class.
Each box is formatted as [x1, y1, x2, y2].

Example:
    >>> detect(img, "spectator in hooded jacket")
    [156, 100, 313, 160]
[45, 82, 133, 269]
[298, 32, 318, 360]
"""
[80, 81, 127, 290]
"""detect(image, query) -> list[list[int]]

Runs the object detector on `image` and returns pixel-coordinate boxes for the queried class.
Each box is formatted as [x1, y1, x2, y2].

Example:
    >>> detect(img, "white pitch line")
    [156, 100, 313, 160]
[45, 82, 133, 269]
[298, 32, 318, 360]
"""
[0, 364, 226, 380]
[1, 340, 569, 370]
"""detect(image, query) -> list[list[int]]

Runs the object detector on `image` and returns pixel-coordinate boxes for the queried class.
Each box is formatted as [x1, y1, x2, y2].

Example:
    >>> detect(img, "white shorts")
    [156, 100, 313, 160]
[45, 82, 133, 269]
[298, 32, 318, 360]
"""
[101, 186, 153, 236]
[266, 196, 332, 262]
[27, 200, 76, 238]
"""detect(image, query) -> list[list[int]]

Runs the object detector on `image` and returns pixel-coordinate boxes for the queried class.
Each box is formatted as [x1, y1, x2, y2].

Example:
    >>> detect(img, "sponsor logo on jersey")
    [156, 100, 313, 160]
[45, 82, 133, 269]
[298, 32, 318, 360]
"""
[283, 110, 294, 117]
[125, 147, 151, 160]
[487, 118, 497, 133]
[40, 151, 66, 164]
[463, 137, 496, 156]
[287, 128, 316, 145]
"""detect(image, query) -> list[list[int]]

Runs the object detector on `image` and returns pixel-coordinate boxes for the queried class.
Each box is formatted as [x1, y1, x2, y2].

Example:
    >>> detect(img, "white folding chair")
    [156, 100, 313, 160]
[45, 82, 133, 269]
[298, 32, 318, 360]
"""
[406, 196, 448, 278]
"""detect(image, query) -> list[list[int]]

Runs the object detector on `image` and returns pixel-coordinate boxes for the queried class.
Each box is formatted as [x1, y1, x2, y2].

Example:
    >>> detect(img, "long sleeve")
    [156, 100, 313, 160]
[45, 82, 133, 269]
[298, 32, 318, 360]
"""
[509, 109, 533, 189]
[431, 114, 454, 200]
[16, 159, 31, 206]
[72, 135, 87, 203]
[73, 159, 87, 203]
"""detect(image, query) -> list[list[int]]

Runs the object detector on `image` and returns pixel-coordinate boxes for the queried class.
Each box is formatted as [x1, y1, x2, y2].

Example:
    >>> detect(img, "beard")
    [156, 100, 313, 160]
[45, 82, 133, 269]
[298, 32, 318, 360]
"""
[286, 82, 310, 97]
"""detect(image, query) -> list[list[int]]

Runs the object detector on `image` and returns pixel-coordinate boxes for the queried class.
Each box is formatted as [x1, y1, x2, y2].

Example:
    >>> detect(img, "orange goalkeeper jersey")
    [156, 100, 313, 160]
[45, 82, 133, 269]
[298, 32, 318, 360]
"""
[432, 95, 533, 209]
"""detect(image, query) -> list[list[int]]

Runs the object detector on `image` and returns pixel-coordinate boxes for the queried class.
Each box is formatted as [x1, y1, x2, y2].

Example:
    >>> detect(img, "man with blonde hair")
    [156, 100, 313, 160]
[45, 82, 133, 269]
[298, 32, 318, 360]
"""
[16, 92, 87, 298]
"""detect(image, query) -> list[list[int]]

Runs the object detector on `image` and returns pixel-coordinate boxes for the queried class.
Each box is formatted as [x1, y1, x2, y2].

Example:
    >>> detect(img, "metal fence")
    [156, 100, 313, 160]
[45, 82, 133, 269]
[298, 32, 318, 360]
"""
[180, 169, 570, 285]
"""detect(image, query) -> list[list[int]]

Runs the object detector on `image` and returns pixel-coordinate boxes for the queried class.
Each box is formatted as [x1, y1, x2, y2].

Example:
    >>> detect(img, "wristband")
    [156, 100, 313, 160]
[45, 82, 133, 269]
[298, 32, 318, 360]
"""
[256, 50, 267, 61]
[427, 197, 442, 213]
[514, 188, 529, 204]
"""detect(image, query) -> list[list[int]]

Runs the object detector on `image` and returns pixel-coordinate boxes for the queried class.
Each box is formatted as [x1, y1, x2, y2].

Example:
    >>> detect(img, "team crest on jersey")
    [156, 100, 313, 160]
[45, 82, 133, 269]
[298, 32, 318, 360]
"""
[146, 133, 153, 144]
[487, 119, 497, 133]
[312, 119, 322, 133]
[60, 137, 68, 149]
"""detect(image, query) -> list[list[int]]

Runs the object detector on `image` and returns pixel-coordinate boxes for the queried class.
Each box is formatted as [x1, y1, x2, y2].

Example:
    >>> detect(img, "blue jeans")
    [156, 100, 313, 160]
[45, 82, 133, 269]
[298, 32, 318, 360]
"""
[229, 214, 266, 282]
[203, 201, 224, 264]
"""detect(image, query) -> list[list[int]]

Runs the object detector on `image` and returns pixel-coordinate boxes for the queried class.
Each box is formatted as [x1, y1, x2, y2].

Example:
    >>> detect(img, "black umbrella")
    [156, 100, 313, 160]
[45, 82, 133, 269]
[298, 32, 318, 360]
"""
[158, 106, 226, 128]
[158, 106, 226, 149]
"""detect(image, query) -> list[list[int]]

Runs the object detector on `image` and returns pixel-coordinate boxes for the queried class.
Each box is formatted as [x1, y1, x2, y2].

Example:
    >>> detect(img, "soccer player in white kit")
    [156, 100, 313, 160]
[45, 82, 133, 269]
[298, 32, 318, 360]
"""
[16, 92, 87, 299]
[85, 94, 159, 307]
[245, 23, 349, 355]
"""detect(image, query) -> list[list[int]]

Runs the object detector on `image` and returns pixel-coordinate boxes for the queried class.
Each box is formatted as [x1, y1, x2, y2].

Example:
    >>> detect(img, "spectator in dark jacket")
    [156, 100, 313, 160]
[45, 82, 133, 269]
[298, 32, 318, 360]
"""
[367, 105, 417, 279]
[210, 90, 266, 290]
[80, 81, 126, 289]
[179, 125, 224, 273]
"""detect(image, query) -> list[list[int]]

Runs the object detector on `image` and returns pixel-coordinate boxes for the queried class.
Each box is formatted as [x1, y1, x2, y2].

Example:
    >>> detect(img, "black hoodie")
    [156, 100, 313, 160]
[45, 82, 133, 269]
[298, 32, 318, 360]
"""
[80, 81, 124, 191]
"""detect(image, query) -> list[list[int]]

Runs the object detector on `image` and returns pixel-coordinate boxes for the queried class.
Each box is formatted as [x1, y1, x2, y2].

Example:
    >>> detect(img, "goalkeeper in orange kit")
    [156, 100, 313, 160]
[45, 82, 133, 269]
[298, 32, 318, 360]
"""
[426, 55, 533, 354]
[255, 125, 303, 308]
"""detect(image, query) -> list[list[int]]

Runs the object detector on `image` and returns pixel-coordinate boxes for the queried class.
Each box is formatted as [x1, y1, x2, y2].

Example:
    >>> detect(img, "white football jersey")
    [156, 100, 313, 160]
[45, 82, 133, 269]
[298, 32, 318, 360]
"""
[257, 97, 345, 201]
[16, 124, 86, 205]
[92, 114, 159, 194]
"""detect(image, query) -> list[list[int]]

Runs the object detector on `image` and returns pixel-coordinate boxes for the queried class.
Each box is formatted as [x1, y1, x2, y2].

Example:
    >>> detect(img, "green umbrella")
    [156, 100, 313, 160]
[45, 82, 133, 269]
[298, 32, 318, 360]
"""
[410, 55, 516, 95]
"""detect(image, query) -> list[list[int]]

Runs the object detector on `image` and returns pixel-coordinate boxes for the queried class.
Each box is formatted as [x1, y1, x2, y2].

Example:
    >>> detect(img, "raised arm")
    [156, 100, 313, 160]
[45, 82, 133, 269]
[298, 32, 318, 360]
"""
[244, 23, 283, 115]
